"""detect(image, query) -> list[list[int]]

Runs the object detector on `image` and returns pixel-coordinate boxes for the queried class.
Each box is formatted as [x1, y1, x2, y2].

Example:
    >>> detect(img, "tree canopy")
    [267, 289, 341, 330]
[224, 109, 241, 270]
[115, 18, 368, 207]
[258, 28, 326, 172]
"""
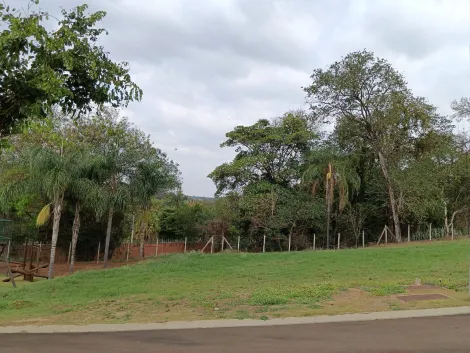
[0, 1, 142, 136]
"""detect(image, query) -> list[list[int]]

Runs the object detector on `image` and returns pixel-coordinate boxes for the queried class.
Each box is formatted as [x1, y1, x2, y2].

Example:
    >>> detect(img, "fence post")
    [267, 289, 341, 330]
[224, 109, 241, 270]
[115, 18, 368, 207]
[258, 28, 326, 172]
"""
[337, 233, 340, 249]
[362, 230, 365, 248]
[237, 236, 240, 252]
[6, 241, 16, 288]
[385, 227, 388, 244]
[429, 223, 432, 241]
[127, 215, 135, 262]
[313, 234, 316, 250]
[221, 235, 225, 251]
[451, 224, 454, 240]
[263, 235, 266, 253]
[210, 236, 214, 254]
[184, 237, 187, 253]
[67, 242, 72, 264]
[156, 237, 159, 257]
[408, 224, 411, 242]
[288, 233, 291, 252]
[96, 242, 100, 264]
[36, 242, 41, 270]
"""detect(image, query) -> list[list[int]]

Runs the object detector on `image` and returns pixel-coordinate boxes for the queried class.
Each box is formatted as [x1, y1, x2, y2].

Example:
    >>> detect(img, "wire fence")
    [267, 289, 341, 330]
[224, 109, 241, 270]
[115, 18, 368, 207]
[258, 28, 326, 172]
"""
[2, 225, 467, 266]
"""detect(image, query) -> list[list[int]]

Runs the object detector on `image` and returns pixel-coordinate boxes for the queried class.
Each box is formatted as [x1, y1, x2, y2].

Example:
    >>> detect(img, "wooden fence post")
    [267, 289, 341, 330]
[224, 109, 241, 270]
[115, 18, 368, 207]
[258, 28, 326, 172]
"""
[210, 236, 214, 254]
[221, 235, 225, 251]
[385, 227, 388, 244]
[313, 234, 316, 250]
[184, 237, 187, 253]
[429, 223, 432, 241]
[263, 235, 266, 253]
[36, 242, 41, 271]
[451, 224, 454, 240]
[156, 237, 159, 256]
[6, 241, 16, 288]
[408, 224, 411, 242]
[127, 215, 135, 262]
[288, 233, 291, 252]
[362, 230, 365, 248]
[237, 236, 240, 252]
[96, 242, 100, 264]
[337, 233, 340, 249]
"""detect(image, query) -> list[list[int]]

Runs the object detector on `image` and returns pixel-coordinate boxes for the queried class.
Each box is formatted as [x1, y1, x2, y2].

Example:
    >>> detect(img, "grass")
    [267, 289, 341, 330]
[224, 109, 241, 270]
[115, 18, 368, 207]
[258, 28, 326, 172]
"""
[0, 239, 469, 325]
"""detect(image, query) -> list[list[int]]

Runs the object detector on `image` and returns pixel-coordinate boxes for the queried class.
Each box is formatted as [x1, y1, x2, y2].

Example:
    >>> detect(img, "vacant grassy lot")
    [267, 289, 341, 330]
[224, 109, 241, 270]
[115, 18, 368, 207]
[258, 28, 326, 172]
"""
[1, 239, 469, 325]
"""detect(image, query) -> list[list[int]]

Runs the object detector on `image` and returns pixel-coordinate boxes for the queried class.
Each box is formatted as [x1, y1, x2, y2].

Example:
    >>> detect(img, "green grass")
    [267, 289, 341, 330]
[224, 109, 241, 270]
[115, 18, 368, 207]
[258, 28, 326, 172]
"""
[0, 239, 469, 325]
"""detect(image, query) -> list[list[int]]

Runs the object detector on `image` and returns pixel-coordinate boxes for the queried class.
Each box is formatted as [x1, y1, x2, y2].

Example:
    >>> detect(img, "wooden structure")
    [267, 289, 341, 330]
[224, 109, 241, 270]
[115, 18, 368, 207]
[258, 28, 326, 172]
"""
[201, 234, 233, 253]
[1, 238, 48, 287]
[376, 225, 394, 245]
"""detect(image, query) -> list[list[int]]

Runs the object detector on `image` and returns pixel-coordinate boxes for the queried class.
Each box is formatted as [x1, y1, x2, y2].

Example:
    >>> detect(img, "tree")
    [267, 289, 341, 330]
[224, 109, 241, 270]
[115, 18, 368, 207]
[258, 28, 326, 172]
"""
[130, 149, 180, 258]
[209, 110, 317, 195]
[451, 97, 470, 120]
[0, 116, 98, 278]
[77, 108, 179, 267]
[0, 1, 142, 136]
[302, 147, 360, 248]
[29, 147, 93, 279]
[304, 50, 443, 242]
[68, 155, 103, 274]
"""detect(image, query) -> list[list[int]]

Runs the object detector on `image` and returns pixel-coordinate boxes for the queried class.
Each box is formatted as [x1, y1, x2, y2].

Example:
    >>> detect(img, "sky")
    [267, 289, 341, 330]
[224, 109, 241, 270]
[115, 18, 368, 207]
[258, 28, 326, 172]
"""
[17, 0, 470, 196]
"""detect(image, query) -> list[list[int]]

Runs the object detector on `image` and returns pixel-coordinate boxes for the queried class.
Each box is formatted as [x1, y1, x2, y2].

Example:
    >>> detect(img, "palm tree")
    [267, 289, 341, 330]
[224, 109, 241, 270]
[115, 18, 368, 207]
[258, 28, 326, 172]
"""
[67, 157, 104, 274]
[100, 169, 131, 268]
[32, 147, 91, 279]
[130, 150, 180, 258]
[302, 148, 360, 248]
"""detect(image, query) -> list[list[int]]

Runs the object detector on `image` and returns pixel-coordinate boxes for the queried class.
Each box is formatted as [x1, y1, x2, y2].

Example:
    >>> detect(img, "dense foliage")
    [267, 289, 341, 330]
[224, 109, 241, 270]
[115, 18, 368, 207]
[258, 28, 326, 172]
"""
[204, 50, 470, 250]
[1, 2, 469, 263]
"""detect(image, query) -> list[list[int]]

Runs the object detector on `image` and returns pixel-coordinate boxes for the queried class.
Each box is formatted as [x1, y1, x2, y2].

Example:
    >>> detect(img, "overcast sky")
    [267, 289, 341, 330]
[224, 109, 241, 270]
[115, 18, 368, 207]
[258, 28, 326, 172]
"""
[20, 0, 470, 196]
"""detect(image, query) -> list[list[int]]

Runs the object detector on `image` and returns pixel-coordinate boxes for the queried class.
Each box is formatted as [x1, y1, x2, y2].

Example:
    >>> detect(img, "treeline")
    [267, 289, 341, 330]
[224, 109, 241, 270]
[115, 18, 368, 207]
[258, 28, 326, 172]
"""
[127, 51, 470, 253]
[200, 50, 470, 250]
[0, 1, 179, 279]
[0, 109, 180, 276]
[2, 0, 470, 277]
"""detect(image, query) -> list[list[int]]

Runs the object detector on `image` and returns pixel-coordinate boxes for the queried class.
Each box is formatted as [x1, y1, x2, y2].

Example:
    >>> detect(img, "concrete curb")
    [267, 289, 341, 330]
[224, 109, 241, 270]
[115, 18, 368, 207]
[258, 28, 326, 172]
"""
[1, 306, 470, 334]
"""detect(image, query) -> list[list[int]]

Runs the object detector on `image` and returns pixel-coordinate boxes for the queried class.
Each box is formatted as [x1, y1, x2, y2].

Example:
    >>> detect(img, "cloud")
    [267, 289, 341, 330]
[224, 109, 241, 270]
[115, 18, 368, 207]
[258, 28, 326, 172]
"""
[17, 0, 470, 196]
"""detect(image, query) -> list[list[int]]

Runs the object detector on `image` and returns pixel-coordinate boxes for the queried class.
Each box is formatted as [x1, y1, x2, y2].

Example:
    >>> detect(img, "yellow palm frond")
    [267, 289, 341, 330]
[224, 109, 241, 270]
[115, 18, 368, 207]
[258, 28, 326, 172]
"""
[36, 204, 52, 227]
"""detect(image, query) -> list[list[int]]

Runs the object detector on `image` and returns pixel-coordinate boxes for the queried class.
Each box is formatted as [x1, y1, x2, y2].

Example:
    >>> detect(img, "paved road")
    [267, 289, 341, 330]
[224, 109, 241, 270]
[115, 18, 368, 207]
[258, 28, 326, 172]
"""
[2, 315, 469, 352]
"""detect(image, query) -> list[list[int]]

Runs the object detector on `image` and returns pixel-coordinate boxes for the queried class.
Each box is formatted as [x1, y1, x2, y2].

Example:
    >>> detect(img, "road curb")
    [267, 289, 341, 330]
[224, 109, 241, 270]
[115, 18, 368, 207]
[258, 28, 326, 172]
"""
[1, 306, 470, 334]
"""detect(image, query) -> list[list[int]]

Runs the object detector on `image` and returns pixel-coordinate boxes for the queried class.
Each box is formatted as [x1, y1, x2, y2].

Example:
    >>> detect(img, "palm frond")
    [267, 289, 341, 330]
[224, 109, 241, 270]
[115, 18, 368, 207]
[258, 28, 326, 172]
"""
[36, 203, 52, 227]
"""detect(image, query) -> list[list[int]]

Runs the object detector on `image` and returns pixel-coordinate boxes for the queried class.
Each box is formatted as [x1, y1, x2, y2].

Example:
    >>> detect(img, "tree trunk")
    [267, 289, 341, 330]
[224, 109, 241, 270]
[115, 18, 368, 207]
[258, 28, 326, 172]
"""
[48, 196, 64, 279]
[377, 151, 402, 242]
[139, 238, 145, 259]
[444, 202, 449, 236]
[103, 207, 114, 268]
[69, 201, 81, 274]
[326, 179, 332, 249]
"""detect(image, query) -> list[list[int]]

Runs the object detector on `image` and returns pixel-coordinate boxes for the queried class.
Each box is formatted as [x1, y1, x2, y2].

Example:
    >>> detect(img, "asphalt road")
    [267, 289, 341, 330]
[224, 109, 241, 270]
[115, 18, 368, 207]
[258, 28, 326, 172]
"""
[2, 315, 469, 353]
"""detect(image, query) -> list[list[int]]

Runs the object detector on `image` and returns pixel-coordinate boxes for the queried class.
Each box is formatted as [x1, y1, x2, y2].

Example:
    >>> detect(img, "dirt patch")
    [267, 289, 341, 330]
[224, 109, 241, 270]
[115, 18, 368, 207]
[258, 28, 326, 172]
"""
[322, 288, 392, 313]
[1, 261, 137, 285]
[397, 294, 450, 302]
[407, 284, 440, 291]
[49, 261, 137, 277]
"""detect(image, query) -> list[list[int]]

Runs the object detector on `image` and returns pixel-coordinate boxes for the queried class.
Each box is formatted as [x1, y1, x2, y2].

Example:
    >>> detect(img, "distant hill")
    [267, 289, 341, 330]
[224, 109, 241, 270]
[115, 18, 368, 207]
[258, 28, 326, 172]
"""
[186, 195, 215, 202]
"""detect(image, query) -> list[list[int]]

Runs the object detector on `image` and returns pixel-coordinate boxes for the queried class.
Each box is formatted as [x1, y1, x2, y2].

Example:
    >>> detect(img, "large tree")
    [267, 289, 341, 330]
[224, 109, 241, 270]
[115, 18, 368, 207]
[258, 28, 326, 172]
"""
[209, 110, 317, 195]
[304, 50, 444, 242]
[0, 1, 142, 136]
